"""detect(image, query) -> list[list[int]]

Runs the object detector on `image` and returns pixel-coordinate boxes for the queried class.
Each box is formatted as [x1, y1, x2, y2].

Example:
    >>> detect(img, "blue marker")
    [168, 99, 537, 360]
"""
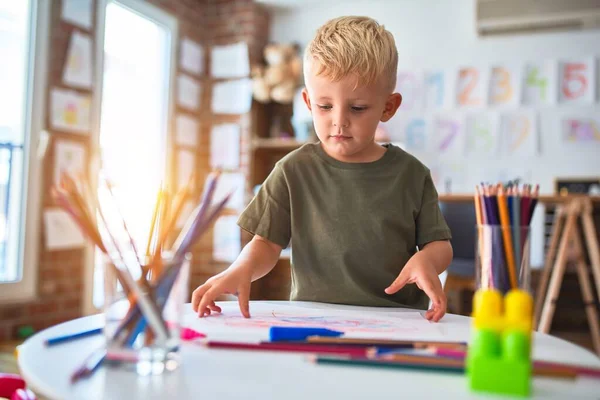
[269, 326, 344, 342]
[45, 327, 103, 346]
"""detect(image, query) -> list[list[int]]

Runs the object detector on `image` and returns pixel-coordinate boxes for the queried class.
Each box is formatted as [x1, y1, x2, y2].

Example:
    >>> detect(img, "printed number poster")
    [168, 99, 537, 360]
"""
[395, 71, 423, 111]
[466, 113, 499, 156]
[455, 67, 488, 109]
[423, 70, 453, 110]
[430, 161, 467, 195]
[562, 117, 600, 143]
[53, 140, 86, 185]
[51, 88, 91, 134]
[431, 114, 465, 157]
[499, 111, 539, 156]
[385, 116, 429, 152]
[63, 31, 93, 89]
[522, 61, 556, 106]
[558, 58, 596, 104]
[488, 65, 520, 107]
[43, 208, 86, 250]
[184, 302, 459, 341]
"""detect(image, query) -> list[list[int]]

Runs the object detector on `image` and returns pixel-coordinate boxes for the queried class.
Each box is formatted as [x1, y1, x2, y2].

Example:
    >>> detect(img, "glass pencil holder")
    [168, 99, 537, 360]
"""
[475, 225, 531, 295]
[103, 252, 190, 375]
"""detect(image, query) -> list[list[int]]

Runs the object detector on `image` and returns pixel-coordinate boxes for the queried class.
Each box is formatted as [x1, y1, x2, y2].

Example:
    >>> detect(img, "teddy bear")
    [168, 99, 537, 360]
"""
[251, 42, 302, 104]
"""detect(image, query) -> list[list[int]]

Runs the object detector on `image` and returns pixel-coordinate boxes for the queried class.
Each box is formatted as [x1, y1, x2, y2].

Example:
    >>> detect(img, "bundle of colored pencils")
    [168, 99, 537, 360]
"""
[51, 170, 232, 382]
[474, 183, 539, 293]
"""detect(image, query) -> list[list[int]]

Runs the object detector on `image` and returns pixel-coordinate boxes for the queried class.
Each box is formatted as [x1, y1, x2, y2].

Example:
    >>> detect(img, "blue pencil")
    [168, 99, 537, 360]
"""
[45, 327, 103, 346]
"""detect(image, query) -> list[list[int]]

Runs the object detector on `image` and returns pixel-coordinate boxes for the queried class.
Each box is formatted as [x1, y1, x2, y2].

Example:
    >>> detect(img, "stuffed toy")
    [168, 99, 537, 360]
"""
[252, 43, 302, 104]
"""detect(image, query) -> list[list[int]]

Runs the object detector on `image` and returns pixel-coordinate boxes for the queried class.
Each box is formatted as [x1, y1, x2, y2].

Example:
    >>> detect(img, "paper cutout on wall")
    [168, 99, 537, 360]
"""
[54, 140, 86, 185]
[61, 0, 93, 30]
[43, 208, 86, 250]
[50, 88, 91, 134]
[423, 71, 452, 109]
[210, 123, 240, 169]
[432, 114, 465, 157]
[211, 79, 252, 114]
[466, 113, 499, 156]
[558, 58, 596, 104]
[212, 172, 245, 211]
[213, 215, 241, 263]
[522, 61, 556, 106]
[456, 67, 487, 108]
[430, 161, 467, 195]
[180, 37, 204, 76]
[177, 150, 195, 190]
[175, 114, 198, 147]
[395, 71, 423, 111]
[211, 42, 250, 78]
[63, 31, 93, 89]
[500, 111, 539, 156]
[562, 118, 600, 143]
[177, 74, 201, 111]
[488, 65, 520, 107]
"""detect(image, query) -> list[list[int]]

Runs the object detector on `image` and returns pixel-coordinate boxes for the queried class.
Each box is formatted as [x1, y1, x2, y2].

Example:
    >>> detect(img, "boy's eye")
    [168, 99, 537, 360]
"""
[351, 106, 368, 112]
[317, 104, 332, 110]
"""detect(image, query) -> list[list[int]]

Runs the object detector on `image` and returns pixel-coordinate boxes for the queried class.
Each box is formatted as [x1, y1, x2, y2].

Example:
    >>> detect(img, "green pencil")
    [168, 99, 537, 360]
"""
[313, 355, 465, 375]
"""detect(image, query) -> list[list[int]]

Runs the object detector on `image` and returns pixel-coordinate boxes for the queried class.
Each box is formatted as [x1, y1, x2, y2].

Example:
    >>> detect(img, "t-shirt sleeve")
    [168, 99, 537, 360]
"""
[415, 172, 452, 248]
[237, 162, 291, 248]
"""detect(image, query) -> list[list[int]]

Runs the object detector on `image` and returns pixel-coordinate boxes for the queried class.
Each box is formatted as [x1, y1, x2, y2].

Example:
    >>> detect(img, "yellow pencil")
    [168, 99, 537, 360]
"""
[497, 187, 518, 288]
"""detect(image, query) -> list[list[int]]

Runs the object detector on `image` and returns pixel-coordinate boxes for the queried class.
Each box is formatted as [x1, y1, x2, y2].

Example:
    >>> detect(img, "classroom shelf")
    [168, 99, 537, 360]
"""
[251, 138, 306, 150]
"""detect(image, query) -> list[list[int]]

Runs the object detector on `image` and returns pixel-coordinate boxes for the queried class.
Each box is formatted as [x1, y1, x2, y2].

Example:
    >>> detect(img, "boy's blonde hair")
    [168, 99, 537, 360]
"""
[304, 16, 398, 92]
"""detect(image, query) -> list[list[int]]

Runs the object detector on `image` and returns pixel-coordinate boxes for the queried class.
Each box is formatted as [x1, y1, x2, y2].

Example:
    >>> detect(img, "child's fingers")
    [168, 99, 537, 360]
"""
[418, 277, 447, 322]
[198, 287, 220, 317]
[208, 301, 222, 313]
[237, 281, 251, 318]
[191, 283, 211, 312]
[384, 269, 410, 295]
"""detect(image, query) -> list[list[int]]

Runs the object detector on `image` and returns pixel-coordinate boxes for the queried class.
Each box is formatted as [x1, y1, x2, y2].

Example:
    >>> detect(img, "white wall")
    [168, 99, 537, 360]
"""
[269, 0, 600, 196]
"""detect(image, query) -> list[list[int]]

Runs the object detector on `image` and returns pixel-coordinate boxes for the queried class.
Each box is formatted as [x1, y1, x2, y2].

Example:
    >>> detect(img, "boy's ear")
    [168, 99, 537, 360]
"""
[380, 93, 402, 122]
[302, 87, 312, 112]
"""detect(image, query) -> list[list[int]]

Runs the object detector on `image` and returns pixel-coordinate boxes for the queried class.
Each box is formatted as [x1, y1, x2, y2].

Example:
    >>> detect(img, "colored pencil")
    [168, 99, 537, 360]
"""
[313, 355, 465, 374]
[45, 327, 103, 346]
[205, 340, 370, 357]
[497, 187, 518, 288]
[306, 337, 467, 350]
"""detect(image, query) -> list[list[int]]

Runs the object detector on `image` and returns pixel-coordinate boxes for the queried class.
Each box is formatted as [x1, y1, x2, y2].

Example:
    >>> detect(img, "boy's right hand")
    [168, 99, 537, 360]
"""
[191, 266, 253, 318]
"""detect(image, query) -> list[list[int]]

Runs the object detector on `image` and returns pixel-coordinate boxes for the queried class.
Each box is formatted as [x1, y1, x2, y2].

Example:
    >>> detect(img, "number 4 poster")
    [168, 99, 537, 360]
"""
[522, 61, 556, 106]
[558, 58, 596, 104]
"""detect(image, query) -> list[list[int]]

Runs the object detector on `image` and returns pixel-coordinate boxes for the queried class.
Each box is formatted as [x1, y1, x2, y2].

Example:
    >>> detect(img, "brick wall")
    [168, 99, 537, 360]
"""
[0, 0, 269, 341]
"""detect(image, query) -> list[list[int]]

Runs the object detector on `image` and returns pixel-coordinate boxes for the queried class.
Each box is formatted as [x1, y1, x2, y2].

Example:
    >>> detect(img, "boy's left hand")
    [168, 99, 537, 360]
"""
[384, 259, 447, 322]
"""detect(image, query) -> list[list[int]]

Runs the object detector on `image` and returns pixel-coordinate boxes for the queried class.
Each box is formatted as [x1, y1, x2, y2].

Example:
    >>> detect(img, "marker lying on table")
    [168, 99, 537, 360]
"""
[206, 340, 368, 357]
[306, 336, 468, 350]
[269, 326, 344, 342]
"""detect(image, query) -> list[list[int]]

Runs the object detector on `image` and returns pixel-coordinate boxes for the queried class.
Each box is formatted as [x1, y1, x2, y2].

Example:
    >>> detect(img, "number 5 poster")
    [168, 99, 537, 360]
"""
[558, 58, 595, 104]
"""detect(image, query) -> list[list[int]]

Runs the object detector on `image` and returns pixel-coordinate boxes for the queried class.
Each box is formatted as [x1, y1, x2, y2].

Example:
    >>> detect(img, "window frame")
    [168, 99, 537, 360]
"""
[83, 0, 178, 314]
[0, 0, 50, 303]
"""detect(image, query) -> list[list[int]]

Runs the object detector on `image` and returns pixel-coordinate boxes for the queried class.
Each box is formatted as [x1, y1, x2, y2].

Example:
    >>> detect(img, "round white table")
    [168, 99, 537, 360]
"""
[18, 301, 600, 400]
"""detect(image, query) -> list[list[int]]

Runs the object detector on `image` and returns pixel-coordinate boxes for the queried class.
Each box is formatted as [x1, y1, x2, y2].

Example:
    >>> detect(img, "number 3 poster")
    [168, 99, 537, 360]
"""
[558, 58, 595, 104]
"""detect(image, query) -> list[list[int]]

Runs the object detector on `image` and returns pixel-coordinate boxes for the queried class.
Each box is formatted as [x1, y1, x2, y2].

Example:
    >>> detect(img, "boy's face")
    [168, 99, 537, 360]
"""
[302, 68, 401, 163]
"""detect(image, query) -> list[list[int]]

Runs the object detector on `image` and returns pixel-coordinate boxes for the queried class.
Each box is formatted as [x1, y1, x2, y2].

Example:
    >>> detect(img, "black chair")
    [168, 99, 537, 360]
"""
[439, 201, 477, 314]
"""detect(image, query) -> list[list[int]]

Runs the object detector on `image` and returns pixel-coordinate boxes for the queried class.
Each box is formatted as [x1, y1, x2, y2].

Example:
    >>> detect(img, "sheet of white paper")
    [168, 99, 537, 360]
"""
[522, 61, 557, 106]
[63, 31, 93, 89]
[455, 67, 488, 109]
[180, 37, 203, 76]
[423, 70, 453, 110]
[175, 114, 199, 147]
[500, 111, 539, 156]
[432, 113, 465, 157]
[211, 78, 252, 114]
[466, 113, 499, 156]
[558, 58, 596, 104]
[183, 302, 452, 342]
[213, 215, 241, 263]
[210, 123, 240, 169]
[61, 0, 93, 30]
[50, 88, 91, 134]
[211, 42, 250, 78]
[488, 65, 520, 107]
[54, 140, 86, 185]
[561, 117, 600, 143]
[177, 150, 195, 190]
[395, 71, 423, 111]
[212, 172, 245, 211]
[43, 208, 86, 250]
[177, 74, 201, 111]
[430, 161, 467, 195]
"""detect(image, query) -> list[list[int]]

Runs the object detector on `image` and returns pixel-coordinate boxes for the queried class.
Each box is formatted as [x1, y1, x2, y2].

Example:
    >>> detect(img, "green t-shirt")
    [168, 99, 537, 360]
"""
[237, 142, 452, 309]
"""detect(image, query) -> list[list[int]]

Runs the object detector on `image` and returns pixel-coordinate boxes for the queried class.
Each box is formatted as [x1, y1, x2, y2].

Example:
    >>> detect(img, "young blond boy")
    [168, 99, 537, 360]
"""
[192, 16, 453, 322]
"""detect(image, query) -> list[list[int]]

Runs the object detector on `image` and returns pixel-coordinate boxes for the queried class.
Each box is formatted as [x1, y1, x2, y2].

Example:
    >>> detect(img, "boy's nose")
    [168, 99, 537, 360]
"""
[332, 112, 349, 128]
